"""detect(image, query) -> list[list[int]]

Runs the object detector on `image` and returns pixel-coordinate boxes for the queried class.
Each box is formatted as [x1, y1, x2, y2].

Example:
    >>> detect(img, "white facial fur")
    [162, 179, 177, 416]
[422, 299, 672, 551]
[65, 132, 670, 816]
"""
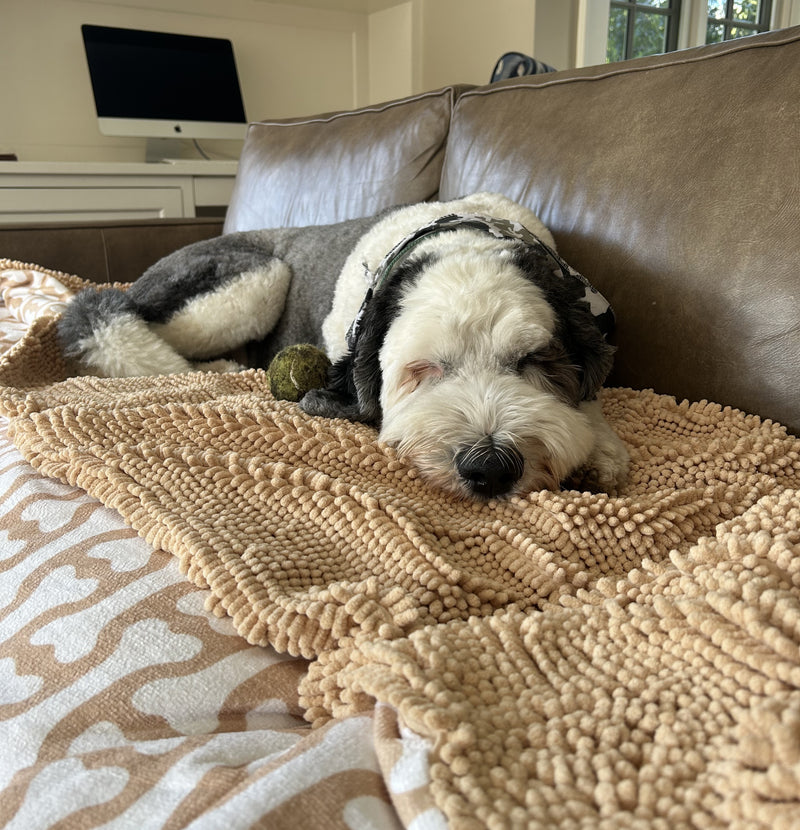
[377, 247, 595, 498]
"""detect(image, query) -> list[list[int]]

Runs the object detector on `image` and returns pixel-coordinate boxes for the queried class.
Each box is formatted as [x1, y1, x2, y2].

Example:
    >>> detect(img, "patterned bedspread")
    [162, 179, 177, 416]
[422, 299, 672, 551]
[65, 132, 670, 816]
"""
[0, 263, 440, 829]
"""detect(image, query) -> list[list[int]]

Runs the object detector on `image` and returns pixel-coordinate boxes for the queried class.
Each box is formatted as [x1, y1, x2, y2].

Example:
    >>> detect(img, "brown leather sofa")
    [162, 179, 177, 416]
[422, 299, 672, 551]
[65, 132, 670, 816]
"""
[2, 26, 798, 436]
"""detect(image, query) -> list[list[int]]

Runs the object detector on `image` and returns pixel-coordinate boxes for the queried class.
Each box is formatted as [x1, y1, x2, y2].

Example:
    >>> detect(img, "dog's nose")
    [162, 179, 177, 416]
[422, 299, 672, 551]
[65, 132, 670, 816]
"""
[455, 440, 524, 498]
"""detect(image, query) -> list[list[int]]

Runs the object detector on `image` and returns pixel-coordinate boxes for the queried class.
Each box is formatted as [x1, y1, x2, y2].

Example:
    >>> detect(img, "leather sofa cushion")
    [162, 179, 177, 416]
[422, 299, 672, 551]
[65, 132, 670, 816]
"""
[440, 28, 800, 436]
[224, 86, 472, 233]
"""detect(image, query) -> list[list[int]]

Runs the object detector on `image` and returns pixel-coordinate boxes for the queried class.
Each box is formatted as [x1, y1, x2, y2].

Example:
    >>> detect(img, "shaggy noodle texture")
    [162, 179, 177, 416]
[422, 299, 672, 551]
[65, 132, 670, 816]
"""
[2, 270, 799, 827]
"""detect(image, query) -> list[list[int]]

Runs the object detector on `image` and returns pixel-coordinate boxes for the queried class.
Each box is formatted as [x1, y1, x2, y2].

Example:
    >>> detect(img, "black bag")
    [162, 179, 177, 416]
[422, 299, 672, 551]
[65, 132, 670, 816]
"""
[490, 52, 556, 82]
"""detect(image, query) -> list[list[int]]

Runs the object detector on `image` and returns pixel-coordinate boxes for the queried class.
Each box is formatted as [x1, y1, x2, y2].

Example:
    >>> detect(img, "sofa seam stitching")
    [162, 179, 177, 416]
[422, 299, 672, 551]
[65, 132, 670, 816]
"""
[247, 86, 471, 129]
[457, 31, 800, 101]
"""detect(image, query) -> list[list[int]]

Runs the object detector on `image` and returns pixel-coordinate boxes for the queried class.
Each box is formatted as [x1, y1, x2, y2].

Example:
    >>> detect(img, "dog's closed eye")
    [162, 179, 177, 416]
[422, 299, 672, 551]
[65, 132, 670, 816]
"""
[516, 341, 583, 406]
[400, 359, 444, 392]
[515, 342, 566, 374]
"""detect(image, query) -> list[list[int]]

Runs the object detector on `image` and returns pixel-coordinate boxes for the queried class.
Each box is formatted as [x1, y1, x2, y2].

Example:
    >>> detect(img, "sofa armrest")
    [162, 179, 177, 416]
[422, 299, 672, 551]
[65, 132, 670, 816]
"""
[0, 217, 224, 284]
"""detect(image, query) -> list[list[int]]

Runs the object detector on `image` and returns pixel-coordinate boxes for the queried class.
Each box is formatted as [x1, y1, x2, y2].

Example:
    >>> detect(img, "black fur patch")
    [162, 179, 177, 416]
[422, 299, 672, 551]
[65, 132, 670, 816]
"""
[127, 234, 278, 324]
[57, 287, 137, 357]
[516, 338, 583, 407]
[300, 254, 434, 425]
[512, 246, 615, 403]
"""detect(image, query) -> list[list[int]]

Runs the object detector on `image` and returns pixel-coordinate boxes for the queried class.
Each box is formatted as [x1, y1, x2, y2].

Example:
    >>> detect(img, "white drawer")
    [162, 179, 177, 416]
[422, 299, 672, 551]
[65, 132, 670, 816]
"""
[0, 186, 186, 223]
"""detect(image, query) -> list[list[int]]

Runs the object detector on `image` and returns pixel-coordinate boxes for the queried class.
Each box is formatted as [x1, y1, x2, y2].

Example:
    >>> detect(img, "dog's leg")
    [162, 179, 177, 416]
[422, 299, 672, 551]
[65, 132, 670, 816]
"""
[191, 358, 244, 373]
[76, 310, 195, 377]
[58, 235, 292, 377]
[58, 287, 193, 377]
[149, 261, 291, 361]
[62, 289, 244, 377]
[568, 397, 629, 493]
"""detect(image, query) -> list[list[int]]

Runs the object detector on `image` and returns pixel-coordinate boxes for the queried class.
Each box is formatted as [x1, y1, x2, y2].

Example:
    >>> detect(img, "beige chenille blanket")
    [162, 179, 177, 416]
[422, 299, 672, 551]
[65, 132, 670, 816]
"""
[2, 264, 800, 828]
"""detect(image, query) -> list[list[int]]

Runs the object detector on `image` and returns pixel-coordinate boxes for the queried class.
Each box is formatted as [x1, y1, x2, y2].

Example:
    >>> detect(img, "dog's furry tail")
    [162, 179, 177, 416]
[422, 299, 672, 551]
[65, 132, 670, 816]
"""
[58, 287, 193, 377]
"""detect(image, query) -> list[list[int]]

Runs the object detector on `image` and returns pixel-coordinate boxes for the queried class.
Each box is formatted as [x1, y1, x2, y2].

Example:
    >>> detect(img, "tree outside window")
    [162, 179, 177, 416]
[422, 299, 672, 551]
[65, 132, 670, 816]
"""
[607, 0, 682, 62]
[707, 0, 773, 42]
[607, 0, 774, 62]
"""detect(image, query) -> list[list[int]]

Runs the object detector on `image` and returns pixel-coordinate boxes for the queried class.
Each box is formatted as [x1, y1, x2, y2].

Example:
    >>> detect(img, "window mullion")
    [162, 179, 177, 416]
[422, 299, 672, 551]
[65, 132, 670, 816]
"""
[626, 5, 638, 58]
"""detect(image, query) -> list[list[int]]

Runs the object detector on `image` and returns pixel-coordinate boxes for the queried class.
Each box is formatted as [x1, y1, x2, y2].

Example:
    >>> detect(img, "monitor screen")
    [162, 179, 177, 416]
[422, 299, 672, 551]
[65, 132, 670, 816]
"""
[82, 24, 247, 141]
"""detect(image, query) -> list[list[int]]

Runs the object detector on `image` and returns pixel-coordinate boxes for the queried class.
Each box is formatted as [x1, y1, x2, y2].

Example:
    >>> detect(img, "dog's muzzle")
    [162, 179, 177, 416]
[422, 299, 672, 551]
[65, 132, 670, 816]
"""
[454, 437, 525, 499]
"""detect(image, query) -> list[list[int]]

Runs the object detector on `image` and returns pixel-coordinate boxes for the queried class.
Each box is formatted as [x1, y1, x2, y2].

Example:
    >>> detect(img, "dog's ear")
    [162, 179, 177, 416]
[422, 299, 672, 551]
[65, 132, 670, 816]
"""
[300, 342, 384, 424]
[557, 303, 616, 401]
[300, 254, 433, 425]
[513, 246, 615, 402]
[299, 299, 389, 425]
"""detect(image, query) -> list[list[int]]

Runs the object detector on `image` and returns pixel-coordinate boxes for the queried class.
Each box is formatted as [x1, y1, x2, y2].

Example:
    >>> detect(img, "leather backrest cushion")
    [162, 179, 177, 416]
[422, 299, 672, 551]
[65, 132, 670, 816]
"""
[440, 28, 800, 435]
[225, 85, 472, 233]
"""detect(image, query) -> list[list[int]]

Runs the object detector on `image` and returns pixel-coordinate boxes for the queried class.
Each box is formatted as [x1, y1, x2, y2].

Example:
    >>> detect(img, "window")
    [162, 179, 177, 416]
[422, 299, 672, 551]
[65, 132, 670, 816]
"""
[606, 0, 776, 62]
[607, 0, 683, 62]
[706, 0, 773, 42]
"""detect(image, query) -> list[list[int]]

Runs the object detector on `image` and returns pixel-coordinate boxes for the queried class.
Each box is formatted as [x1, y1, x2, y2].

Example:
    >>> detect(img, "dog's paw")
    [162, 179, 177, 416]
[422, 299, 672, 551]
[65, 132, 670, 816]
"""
[192, 359, 244, 373]
[592, 439, 629, 493]
[300, 388, 368, 422]
[567, 430, 629, 494]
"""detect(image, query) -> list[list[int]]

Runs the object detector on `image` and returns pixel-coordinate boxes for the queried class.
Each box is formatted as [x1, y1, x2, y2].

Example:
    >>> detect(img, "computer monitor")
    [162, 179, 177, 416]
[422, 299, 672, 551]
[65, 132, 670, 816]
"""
[81, 24, 247, 161]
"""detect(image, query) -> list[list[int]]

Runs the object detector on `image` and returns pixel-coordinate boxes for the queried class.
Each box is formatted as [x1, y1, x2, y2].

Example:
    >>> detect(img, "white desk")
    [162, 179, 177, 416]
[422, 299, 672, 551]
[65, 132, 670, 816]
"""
[0, 161, 238, 224]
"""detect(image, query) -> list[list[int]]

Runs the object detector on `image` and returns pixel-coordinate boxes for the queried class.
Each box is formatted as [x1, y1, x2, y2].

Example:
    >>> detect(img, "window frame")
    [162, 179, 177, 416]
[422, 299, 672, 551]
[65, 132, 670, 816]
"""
[576, 0, 800, 68]
[677, 0, 795, 51]
[608, 0, 683, 62]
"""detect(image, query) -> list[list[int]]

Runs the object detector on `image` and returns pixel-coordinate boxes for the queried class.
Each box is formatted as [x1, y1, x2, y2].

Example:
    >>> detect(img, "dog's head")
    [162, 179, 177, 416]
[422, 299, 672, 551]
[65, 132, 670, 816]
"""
[301, 238, 615, 499]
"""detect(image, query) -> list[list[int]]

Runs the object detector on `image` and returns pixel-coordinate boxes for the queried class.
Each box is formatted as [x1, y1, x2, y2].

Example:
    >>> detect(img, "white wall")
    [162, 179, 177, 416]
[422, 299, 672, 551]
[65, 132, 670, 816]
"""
[0, 0, 558, 164]
[415, 0, 536, 89]
[532, 0, 577, 70]
[368, 2, 413, 103]
[368, 0, 537, 102]
[0, 0, 368, 162]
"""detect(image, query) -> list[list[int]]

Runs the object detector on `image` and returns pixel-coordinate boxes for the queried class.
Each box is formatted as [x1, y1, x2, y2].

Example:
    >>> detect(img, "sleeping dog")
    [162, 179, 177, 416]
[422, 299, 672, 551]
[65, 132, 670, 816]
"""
[302, 193, 628, 498]
[58, 192, 628, 499]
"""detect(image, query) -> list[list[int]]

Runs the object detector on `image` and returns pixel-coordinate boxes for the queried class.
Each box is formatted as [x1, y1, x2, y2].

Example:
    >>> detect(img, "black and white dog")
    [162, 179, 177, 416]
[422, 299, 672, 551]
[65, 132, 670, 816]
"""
[58, 193, 628, 499]
[302, 193, 628, 498]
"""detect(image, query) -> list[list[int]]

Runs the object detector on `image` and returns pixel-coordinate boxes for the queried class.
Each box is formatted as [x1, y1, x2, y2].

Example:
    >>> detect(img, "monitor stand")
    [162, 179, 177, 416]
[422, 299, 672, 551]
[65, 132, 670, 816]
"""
[145, 137, 190, 163]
